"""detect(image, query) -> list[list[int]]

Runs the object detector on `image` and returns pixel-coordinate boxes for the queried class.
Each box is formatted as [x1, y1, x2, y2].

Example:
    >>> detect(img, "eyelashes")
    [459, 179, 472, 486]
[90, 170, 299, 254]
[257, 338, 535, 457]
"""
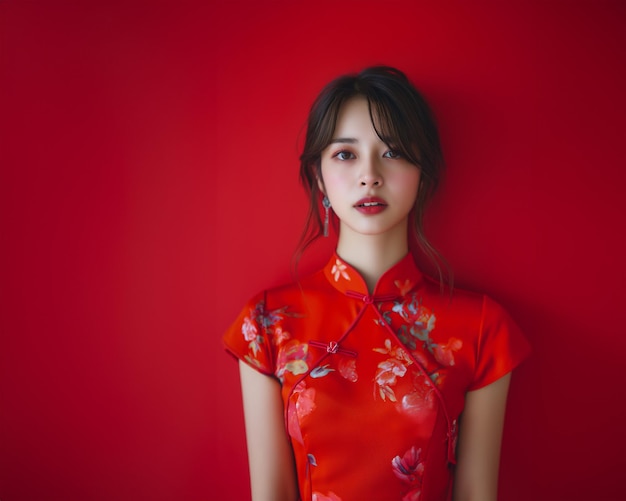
[383, 150, 402, 159]
[333, 150, 355, 161]
[331, 149, 402, 161]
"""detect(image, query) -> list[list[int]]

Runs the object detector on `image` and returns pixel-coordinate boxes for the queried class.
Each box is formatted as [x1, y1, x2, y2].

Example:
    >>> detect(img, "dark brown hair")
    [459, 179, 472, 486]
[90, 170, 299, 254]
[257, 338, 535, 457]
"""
[297, 66, 450, 285]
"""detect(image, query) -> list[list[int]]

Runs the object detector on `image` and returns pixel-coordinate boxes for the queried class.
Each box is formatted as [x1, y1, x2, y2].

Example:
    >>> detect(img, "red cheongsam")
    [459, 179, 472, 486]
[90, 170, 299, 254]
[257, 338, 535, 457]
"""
[224, 253, 530, 501]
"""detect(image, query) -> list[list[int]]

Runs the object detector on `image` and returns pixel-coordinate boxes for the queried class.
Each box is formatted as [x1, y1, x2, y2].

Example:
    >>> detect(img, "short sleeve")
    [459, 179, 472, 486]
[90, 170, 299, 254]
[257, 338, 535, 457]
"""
[223, 291, 276, 376]
[468, 295, 531, 391]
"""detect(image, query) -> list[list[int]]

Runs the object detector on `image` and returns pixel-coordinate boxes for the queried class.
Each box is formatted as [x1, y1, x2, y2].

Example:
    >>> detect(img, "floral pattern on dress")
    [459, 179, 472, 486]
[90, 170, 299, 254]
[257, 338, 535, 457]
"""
[276, 340, 309, 380]
[400, 371, 437, 422]
[384, 293, 463, 371]
[287, 381, 316, 444]
[373, 291, 463, 424]
[331, 259, 351, 282]
[394, 278, 414, 296]
[373, 339, 412, 402]
[240, 299, 306, 380]
[392, 446, 424, 501]
[371, 340, 437, 422]
[273, 326, 290, 346]
[308, 340, 359, 382]
[337, 356, 358, 382]
[238, 274, 457, 497]
[308, 358, 358, 382]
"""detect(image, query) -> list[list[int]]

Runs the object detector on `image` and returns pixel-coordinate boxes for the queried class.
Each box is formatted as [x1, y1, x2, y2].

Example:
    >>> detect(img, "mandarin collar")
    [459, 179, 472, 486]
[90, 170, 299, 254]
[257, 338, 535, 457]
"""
[323, 252, 424, 299]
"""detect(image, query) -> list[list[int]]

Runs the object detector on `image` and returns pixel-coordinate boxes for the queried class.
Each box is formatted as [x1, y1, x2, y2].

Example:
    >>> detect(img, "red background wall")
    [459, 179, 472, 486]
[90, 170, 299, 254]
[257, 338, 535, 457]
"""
[1, 1, 624, 500]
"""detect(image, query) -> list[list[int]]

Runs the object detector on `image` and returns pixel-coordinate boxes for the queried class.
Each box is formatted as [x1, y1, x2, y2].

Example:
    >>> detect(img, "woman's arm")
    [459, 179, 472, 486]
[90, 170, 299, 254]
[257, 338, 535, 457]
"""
[239, 361, 299, 501]
[453, 373, 512, 501]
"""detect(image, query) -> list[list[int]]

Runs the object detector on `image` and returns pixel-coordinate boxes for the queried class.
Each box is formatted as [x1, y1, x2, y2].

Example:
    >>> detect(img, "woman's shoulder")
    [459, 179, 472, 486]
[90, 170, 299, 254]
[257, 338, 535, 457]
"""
[419, 275, 515, 325]
[242, 267, 330, 310]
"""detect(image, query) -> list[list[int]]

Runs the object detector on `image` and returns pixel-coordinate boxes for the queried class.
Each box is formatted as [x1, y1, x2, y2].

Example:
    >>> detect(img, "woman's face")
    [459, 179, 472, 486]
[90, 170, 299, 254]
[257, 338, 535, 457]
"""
[319, 97, 421, 240]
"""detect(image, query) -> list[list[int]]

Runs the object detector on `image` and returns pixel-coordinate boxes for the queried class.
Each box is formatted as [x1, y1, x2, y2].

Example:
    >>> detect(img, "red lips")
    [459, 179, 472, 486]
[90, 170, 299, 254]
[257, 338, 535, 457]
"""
[354, 197, 387, 215]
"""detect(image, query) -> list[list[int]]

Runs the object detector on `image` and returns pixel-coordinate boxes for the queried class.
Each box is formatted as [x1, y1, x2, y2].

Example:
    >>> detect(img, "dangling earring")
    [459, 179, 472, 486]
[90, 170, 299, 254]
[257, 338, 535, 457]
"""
[322, 196, 331, 237]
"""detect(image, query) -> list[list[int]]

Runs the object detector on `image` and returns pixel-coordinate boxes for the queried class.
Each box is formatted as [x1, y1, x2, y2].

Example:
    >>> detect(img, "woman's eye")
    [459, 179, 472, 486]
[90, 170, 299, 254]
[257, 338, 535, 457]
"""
[334, 150, 354, 161]
[383, 150, 402, 159]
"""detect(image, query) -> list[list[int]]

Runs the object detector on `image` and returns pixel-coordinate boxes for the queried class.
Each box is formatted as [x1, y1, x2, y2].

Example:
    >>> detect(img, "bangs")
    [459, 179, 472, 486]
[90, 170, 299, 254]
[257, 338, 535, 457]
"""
[365, 92, 423, 168]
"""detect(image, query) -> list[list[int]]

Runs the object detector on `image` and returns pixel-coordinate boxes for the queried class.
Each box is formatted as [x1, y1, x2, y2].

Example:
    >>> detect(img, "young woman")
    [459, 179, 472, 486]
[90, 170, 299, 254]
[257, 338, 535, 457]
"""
[224, 66, 530, 501]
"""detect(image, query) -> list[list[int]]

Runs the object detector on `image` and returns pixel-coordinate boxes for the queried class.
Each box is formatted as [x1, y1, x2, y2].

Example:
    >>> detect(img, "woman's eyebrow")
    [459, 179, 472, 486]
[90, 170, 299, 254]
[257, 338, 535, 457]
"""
[329, 137, 358, 144]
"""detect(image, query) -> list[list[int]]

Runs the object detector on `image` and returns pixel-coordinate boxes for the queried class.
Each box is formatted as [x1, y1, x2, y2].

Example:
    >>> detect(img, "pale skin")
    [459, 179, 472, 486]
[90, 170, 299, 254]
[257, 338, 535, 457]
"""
[240, 362, 298, 501]
[239, 97, 512, 501]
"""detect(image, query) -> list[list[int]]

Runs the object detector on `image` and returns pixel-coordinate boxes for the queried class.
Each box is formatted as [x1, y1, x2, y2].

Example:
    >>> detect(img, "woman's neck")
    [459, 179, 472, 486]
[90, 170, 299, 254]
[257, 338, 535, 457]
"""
[335, 223, 409, 293]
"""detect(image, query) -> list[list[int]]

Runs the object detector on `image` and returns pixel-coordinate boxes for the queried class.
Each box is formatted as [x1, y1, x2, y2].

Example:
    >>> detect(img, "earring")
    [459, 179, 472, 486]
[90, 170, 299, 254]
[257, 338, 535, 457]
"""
[323, 196, 331, 237]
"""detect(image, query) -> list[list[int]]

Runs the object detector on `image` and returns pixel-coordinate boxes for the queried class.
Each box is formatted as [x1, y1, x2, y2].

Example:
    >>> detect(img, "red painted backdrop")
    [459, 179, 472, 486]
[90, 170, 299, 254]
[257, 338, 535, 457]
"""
[1, 1, 624, 500]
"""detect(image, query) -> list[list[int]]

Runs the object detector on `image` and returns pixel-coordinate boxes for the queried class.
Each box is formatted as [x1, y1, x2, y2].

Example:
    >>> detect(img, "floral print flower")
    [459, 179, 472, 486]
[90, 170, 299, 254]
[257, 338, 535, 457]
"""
[432, 337, 463, 366]
[331, 259, 350, 282]
[241, 316, 258, 342]
[374, 358, 408, 402]
[400, 384, 436, 422]
[394, 278, 414, 296]
[287, 381, 316, 444]
[273, 326, 290, 346]
[295, 384, 316, 420]
[392, 445, 424, 484]
[373, 339, 413, 402]
[276, 340, 309, 380]
[392, 446, 424, 501]
[338, 357, 358, 382]
[375, 359, 407, 386]
[373, 338, 412, 364]
[242, 314, 263, 356]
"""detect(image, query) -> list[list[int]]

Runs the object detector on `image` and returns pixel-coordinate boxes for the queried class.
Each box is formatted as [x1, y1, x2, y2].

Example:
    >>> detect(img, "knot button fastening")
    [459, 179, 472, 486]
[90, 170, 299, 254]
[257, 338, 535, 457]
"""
[327, 341, 339, 354]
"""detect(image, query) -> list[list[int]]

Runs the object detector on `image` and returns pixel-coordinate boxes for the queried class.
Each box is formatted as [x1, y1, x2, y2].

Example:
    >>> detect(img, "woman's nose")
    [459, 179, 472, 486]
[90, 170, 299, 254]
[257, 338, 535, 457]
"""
[359, 157, 383, 187]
